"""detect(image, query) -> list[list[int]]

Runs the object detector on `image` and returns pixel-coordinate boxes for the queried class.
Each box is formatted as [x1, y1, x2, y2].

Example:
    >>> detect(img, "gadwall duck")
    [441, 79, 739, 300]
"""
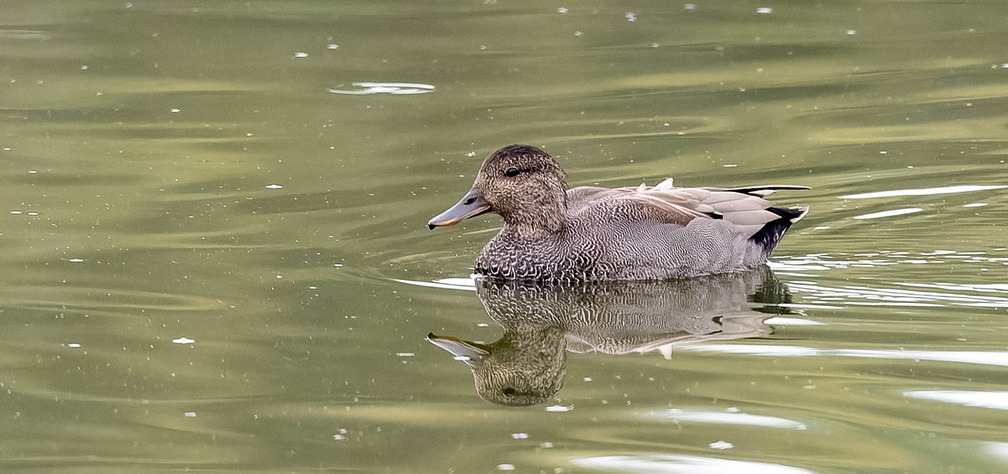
[428, 145, 808, 281]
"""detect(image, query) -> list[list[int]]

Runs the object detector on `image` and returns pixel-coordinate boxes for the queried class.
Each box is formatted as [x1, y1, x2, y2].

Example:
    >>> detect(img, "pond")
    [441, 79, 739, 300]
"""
[2, 1, 1007, 471]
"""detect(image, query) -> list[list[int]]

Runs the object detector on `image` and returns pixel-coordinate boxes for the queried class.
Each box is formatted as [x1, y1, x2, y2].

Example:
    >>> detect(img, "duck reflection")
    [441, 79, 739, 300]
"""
[427, 267, 792, 406]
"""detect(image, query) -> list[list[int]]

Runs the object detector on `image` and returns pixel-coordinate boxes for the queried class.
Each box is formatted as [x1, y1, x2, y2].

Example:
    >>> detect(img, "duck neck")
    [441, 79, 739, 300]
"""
[500, 195, 568, 238]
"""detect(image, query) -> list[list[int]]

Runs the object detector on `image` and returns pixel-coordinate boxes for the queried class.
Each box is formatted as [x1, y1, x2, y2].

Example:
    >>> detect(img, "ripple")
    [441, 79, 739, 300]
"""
[852, 208, 923, 220]
[571, 454, 815, 474]
[647, 408, 808, 430]
[840, 185, 1008, 200]
[393, 277, 475, 291]
[680, 344, 1008, 367]
[903, 390, 1008, 410]
[328, 82, 435, 95]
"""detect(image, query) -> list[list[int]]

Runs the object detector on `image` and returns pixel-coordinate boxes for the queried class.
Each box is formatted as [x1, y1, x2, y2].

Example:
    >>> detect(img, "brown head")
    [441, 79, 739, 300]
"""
[428, 145, 568, 235]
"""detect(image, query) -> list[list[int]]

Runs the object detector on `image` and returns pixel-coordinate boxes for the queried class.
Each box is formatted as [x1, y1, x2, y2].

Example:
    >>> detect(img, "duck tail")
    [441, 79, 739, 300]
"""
[749, 206, 809, 254]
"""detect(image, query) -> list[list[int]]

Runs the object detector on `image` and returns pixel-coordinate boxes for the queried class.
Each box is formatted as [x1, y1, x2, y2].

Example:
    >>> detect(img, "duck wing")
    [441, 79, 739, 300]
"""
[568, 179, 809, 242]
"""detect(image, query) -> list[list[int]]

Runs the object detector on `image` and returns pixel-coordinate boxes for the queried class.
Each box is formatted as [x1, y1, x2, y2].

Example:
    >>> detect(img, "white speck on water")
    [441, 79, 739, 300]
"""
[540, 442, 554, 448]
[308, 286, 318, 290]
[28, 212, 38, 216]
[814, 226, 830, 230]
[294, 52, 308, 58]
[557, 7, 568, 13]
[333, 434, 345, 440]
[81, 65, 89, 70]
[574, 30, 583, 36]
[723, 164, 738, 168]
[583, 377, 592, 382]
[170, 108, 180, 113]
[173, 337, 196, 344]
[546, 405, 573, 412]
[67, 343, 81, 348]
[757, 7, 773, 13]
[879, 150, 888, 154]
[397, 352, 415, 357]
[10, 210, 22, 215]
[710, 440, 734, 450]
[511, 433, 529, 439]
[964, 202, 988, 208]
[4, 147, 12, 151]
[68, 258, 84, 263]
[333, 263, 343, 268]
[327, 44, 339, 49]
[846, 30, 857, 35]
[625, 12, 637, 21]
[28, 170, 37, 174]
[477, 323, 489, 327]
[684, 3, 696, 10]
[265, 184, 283, 189]
[496, 464, 515, 471]
[184, 412, 197, 417]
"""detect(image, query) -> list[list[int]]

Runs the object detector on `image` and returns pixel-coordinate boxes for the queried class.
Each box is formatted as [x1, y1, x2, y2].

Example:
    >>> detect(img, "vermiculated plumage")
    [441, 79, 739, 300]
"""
[428, 144, 808, 282]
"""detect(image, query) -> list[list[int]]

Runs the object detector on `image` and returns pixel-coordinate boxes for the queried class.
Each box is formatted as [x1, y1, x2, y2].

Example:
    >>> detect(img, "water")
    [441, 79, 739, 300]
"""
[2, 1, 1008, 471]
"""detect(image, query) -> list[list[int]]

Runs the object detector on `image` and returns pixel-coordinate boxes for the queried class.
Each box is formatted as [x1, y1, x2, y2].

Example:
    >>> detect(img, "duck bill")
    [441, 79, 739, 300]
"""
[427, 188, 491, 229]
[427, 333, 489, 369]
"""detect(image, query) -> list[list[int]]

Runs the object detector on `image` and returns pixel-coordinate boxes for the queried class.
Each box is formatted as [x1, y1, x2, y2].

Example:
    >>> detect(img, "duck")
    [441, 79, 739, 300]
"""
[428, 144, 808, 282]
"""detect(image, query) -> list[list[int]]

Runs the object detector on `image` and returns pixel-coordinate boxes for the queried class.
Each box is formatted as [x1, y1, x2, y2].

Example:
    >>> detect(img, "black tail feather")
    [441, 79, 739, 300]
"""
[750, 206, 809, 254]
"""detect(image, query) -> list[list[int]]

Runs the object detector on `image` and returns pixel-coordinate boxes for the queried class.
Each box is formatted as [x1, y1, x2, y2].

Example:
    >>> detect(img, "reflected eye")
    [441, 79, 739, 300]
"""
[502, 387, 517, 396]
[503, 168, 521, 177]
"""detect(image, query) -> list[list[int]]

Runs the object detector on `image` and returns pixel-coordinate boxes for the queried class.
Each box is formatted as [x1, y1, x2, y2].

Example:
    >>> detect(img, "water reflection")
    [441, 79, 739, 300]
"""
[428, 267, 791, 406]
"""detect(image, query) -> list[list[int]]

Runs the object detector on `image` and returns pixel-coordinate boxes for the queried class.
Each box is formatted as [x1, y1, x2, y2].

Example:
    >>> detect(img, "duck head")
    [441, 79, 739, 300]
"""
[428, 145, 568, 235]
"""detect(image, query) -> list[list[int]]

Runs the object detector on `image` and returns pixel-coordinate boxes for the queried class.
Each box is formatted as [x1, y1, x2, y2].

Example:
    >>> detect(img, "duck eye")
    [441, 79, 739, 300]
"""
[502, 387, 517, 396]
[503, 168, 521, 177]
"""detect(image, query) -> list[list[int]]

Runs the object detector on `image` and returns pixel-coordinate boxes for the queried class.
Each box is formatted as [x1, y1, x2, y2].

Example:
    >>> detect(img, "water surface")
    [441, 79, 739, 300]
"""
[2, 1, 1008, 471]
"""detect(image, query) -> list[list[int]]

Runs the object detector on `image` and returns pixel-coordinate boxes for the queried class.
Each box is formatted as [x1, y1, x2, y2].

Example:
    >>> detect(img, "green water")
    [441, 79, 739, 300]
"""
[2, 1, 1008, 472]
